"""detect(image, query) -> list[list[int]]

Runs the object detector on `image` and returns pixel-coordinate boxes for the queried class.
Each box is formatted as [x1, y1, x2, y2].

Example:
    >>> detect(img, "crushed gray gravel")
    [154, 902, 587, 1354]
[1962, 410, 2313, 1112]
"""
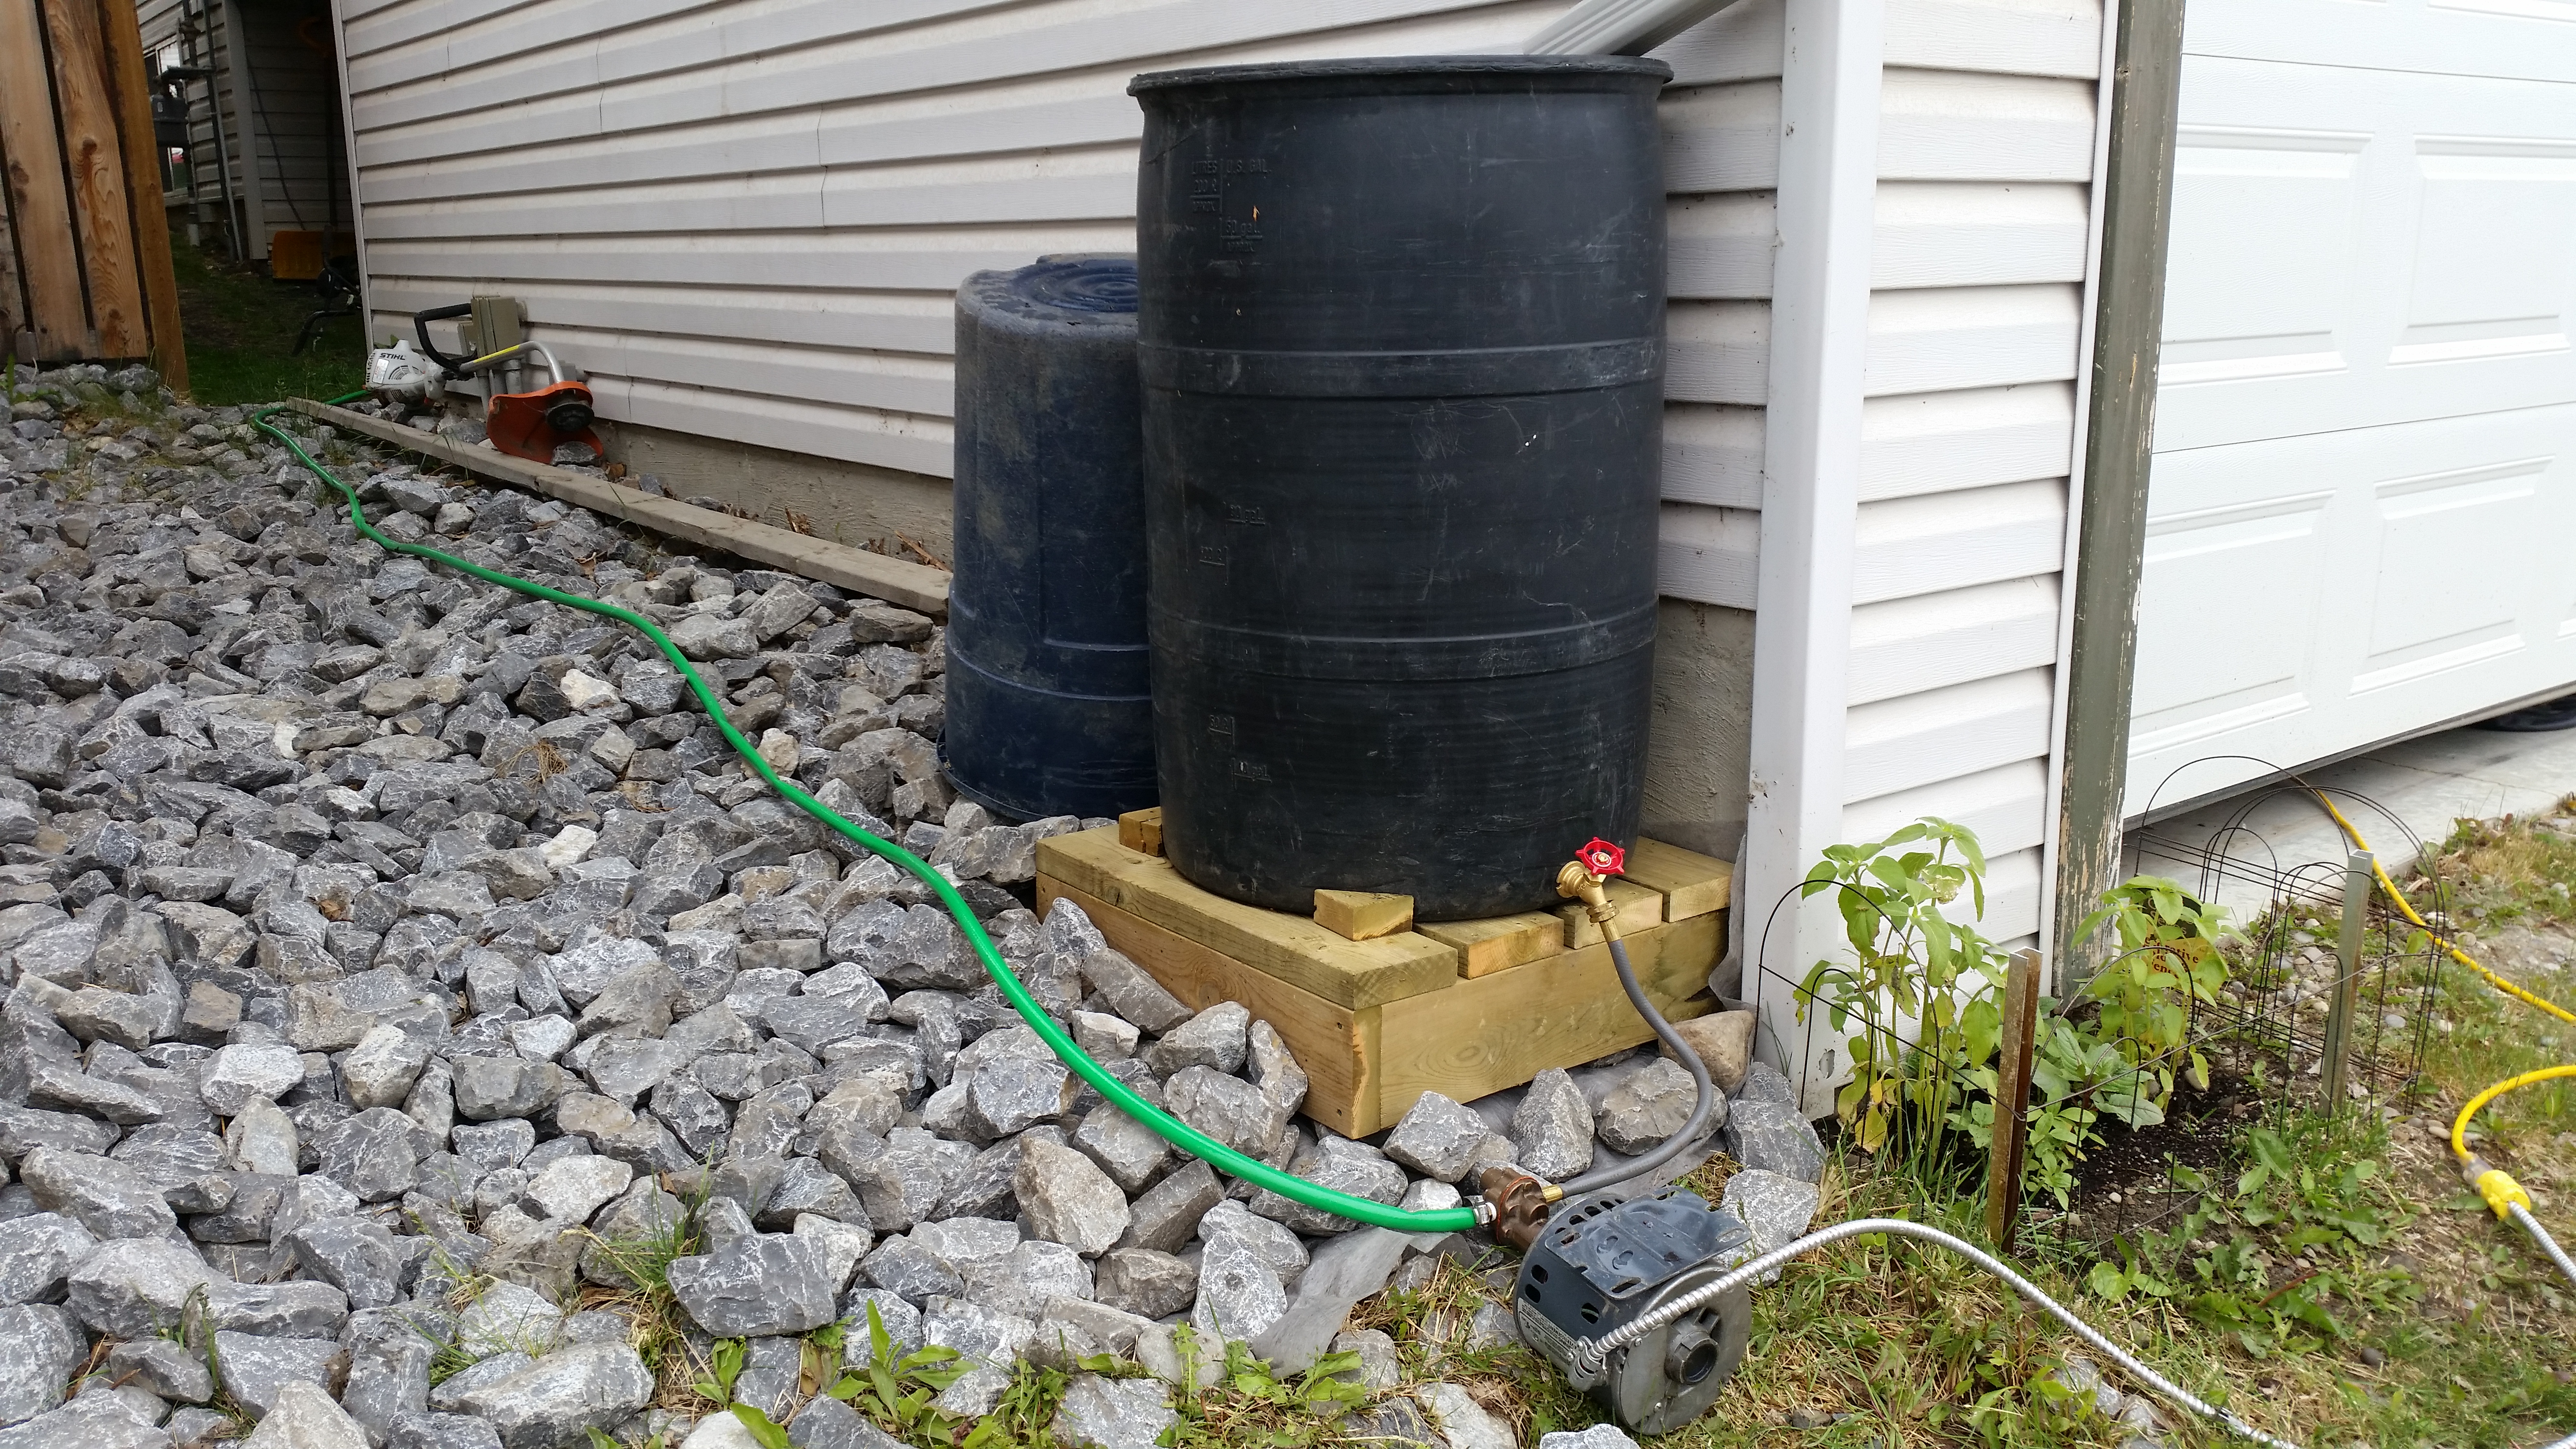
[0, 364, 1813, 1449]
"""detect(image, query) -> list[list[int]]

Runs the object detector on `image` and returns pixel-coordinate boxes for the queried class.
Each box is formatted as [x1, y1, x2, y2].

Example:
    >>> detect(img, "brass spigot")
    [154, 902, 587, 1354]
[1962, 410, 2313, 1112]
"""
[1557, 837, 1629, 943]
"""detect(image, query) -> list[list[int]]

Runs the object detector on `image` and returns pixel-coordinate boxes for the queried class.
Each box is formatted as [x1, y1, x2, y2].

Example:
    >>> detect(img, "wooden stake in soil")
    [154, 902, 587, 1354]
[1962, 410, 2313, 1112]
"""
[2322, 849, 2372, 1116]
[1985, 946, 2043, 1252]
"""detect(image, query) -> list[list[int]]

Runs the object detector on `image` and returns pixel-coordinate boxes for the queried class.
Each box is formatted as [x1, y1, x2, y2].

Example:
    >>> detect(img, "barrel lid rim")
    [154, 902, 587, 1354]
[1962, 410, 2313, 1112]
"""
[1128, 54, 1674, 95]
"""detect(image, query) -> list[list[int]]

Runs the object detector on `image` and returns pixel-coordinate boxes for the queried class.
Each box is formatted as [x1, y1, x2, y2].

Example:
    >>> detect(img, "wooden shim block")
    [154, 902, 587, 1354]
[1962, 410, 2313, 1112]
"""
[1314, 889, 1413, 942]
[0, 0, 92, 360]
[39, 0, 144, 359]
[1622, 838, 1734, 922]
[1375, 912, 1722, 1133]
[1416, 911, 1563, 980]
[1038, 877, 1380, 1139]
[1116, 807, 1163, 857]
[93, 0, 184, 390]
[1036, 827, 1457, 1010]
[1559, 878, 1665, 948]
[287, 398, 950, 614]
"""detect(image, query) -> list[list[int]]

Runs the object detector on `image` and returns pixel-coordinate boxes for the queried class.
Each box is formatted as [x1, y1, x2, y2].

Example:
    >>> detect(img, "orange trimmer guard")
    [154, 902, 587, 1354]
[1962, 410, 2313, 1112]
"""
[486, 380, 602, 463]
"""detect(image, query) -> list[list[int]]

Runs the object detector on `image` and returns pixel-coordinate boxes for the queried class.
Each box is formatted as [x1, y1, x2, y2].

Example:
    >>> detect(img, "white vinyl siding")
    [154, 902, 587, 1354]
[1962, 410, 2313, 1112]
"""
[1837, 0, 2105, 945]
[142, 0, 349, 261]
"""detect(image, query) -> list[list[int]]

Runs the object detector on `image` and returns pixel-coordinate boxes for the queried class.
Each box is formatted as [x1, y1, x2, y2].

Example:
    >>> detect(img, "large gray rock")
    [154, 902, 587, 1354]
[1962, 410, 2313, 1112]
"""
[1161, 1067, 1272, 1155]
[1509, 1068, 1594, 1180]
[1143, 1002, 1249, 1077]
[215, 1330, 347, 1417]
[1116, 1159, 1221, 1255]
[243, 1379, 370, 1449]
[312, 1108, 432, 1202]
[1094, 1248, 1196, 1320]
[0, 1303, 84, 1427]
[1415, 1383, 1515, 1449]
[287, 1215, 412, 1310]
[1245, 1135, 1404, 1235]
[451, 1340, 654, 1449]
[1077, 950, 1191, 1034]
[201, 1042, 309, 1114]
[786, 1394, 904, 1449]
[1594, 1058, 1721, 1156]
[1015, 1137, 1129, 1257]
[19, 1145, 177, 1239]
[226, 1096, 301, 1176]
[1190, 1242, 1287, 1345]
[105, 1336, 215, 1403]
[1720, 1167, 1821, 1282]
[388, 1411, 506, 1449]
[667, 1234, 837, 1336]
[1071, 1104, 1168, 1194]
[0, 1394, 172, 1449]
[344, 1025, 435, 1110]
[1382, 1092, 1489, 1183]
[1051, 1373, 1176, 1449]
[0, 1212, 97, 1306]
[1722, 1098, 1824, 1185]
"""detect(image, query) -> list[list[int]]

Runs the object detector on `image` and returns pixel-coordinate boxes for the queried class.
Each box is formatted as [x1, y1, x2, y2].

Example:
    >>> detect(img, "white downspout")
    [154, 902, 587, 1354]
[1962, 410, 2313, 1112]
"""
[1524, 0, 1750, 55]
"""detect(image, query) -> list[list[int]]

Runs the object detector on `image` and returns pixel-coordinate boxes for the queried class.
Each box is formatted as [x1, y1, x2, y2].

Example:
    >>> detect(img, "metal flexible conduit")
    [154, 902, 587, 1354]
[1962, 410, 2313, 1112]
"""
[2510, 1204, 2576, 1293]
[1553, 937, 1716, 1196]
[1571, 1218, 2306, 1449]
[254, 396, 1481, 1235]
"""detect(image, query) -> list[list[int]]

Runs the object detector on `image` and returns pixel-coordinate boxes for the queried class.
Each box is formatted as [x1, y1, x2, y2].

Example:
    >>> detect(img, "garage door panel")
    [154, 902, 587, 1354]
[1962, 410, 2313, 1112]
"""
[2128, 406, 2576, 815]
[2153, 57, 2576, 454]
[2183, 0, 2576, 84]
[2397, 140, 2576, 364]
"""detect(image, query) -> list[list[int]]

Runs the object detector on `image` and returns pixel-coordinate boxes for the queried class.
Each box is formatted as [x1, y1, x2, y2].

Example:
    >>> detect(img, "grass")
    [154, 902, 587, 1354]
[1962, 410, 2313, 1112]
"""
[168, 235, 367, 405]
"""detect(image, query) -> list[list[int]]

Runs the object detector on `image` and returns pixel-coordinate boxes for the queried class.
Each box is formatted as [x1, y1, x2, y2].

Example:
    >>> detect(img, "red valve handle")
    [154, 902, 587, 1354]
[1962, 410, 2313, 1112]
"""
[1578, 837, 1626, 876]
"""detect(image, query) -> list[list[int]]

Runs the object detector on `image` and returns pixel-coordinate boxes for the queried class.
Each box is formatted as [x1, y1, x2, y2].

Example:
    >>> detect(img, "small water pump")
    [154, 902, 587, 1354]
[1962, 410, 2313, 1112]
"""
[1511, 1185, 1756, 1433]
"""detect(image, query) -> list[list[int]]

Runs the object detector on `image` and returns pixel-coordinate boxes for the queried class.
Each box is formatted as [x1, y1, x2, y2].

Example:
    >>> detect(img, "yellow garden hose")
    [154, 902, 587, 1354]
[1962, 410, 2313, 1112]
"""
[2310, 789, 2576, 1287]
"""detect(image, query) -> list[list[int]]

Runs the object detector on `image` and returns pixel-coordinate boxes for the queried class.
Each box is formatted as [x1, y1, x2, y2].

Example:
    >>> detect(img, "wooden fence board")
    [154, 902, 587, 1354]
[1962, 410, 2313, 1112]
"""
[0, 0, 93, 359]
[0, 147, 22, 350]
[39, 0, 145, 359]
[95, 0, 184, 388]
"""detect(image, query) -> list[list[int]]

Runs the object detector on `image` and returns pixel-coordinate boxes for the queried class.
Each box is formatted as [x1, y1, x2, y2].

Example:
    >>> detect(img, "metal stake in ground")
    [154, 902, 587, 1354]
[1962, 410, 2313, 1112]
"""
[1986, 946, 2043, 1252]
[2322, 849, 2373, 1115]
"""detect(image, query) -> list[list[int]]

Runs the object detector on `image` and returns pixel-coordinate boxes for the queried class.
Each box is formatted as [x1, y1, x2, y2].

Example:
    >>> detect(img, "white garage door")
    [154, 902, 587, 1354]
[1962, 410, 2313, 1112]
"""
[2125, 0, 2576, 817]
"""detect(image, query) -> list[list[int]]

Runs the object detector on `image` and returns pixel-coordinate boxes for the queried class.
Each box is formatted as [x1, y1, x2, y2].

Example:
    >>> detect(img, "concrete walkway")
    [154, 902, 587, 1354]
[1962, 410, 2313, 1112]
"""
[2127, 723, 2576, 917]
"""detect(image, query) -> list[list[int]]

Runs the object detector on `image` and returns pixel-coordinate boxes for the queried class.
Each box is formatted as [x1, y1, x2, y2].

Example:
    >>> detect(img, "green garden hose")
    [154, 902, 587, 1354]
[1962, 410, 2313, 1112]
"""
[253, 396, 1482, 1234]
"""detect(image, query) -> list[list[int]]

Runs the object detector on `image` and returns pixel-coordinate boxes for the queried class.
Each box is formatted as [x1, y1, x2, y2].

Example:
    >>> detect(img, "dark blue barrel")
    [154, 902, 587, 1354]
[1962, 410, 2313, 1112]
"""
[943, 256, 1155, 822]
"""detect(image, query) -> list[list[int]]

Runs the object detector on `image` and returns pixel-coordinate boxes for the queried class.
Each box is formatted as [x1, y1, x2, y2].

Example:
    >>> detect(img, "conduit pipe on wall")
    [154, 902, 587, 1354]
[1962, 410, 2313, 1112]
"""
[1524, 0, 1745, 55]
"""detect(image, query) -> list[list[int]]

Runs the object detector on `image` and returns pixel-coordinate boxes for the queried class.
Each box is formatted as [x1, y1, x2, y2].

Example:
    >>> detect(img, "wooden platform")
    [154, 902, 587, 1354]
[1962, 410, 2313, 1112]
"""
[1035, 825, 1732, 1137]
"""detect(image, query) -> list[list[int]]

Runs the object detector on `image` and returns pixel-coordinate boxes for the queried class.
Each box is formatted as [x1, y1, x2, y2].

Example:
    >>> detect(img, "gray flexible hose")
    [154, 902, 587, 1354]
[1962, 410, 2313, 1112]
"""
[1552, 937, 1717, 1196]
[2510, 1203, 2576, 1292]
[1570, 1217, 2304, 1449]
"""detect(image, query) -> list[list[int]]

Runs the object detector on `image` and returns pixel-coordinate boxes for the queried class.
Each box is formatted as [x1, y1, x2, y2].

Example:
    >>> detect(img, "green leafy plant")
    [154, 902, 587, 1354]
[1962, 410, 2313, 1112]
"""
[2075, 875, 2232, 1103]
[1798, 826, 2237, 1209]
[693, 1336, 748, 1407]
[1159, 1326, 1367, 1449]
[823, 1302, 970, 1447]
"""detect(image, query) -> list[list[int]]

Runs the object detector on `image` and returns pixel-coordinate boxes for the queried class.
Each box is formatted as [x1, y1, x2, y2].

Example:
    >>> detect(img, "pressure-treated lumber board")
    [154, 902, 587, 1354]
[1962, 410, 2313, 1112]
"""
[1314, 890, 1412, 942]
[1376, 912, 1722, 1128]
[1116, 807, 1162, 857]
[39, 0, 145, 359]
[1417, 912, 1564, 980]
[1046, 880, 1722, 1137]
[0, 0, 92, 360]
[286, 398, 950, 614]
[1036, 878, 1378, 1139]
[92, 0, 183, 389]
[1558, 878, 1665, 948]
[1036, 829, 1457, 1010]
[1622, 838, 1734, 922]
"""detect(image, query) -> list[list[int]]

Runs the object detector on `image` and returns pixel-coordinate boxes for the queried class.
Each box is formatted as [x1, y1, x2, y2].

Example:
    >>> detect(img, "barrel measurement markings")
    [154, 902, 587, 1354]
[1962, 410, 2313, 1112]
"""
[1226, 503, 1268, 525]
[1197, 545, 1229, 566]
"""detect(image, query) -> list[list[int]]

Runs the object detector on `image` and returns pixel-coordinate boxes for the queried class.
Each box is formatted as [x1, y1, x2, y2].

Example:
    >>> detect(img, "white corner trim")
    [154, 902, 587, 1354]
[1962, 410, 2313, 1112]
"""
[1742, 0, 1883, 1117]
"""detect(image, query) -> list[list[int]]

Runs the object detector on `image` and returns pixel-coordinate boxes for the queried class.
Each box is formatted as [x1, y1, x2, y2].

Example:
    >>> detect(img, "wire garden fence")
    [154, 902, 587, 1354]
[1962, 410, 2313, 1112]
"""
[1741, 788, 2447, 1252]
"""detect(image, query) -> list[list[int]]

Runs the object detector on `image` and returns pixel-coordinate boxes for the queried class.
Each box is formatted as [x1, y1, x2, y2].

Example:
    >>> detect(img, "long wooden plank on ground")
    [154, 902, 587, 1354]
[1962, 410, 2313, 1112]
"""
[0, 0, 92, 359]
[1622, 838, 1733, 921]
[1375, 911, 1723, 1129]
[93, 0, 185, 389]
[1417, 911, 1563, 980]
[38, 0, 145, 358]
[286, 398, 951, 614]
[1036, 877, 1380, 1139]
[1036, 828, 1458, 1010]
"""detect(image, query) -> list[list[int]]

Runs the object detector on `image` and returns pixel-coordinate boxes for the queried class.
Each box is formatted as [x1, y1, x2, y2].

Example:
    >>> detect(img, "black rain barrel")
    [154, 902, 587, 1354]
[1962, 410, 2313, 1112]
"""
[1130, 56, 1671, 920]
[944, 255, 1157, 823]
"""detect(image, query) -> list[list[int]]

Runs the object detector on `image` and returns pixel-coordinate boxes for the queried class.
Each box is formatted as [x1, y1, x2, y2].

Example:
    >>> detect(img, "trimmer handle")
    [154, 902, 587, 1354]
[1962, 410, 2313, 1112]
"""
[412, 303, 475, 378]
